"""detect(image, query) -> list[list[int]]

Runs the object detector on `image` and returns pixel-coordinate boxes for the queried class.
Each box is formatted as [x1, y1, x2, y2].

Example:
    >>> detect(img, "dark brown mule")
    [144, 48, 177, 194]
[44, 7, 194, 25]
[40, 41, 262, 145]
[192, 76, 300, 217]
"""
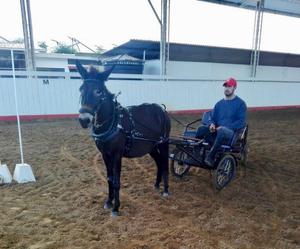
[76, 61, 171, 216]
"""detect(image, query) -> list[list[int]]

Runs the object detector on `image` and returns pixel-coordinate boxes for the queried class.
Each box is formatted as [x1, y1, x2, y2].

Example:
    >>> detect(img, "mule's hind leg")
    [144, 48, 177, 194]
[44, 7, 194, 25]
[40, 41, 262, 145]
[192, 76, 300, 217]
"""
[150, 142, 169, 196]
[158, 142, 170, 196]
[150, 148, 163, 190]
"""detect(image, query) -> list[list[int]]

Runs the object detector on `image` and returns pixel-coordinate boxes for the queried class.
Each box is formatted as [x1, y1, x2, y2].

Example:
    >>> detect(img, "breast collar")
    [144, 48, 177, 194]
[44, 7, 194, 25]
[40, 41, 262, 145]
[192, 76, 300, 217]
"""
[91, 100, 122, 143]
[91, 103, 167, 152]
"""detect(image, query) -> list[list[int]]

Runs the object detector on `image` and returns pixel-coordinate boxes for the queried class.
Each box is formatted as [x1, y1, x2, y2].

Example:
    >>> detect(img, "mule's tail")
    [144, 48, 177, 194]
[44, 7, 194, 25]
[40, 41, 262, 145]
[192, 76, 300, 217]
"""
[161, 106, 171, 143]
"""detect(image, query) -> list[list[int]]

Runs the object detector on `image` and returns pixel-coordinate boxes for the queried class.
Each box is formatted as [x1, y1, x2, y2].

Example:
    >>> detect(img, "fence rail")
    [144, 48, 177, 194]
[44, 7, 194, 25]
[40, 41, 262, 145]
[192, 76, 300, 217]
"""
[0, 70, 300, 83]
[0, 73, 300, 120]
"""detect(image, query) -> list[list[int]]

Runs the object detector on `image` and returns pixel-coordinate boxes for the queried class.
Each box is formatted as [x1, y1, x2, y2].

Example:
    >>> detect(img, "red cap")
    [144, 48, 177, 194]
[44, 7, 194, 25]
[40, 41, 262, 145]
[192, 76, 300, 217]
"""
[223, 78, 237, 87]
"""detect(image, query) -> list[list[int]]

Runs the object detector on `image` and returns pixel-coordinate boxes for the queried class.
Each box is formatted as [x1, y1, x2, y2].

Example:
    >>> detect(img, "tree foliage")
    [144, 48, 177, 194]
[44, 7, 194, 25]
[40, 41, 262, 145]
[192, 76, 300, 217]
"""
[38, 41, 48, 51]
[52, 44, 77, 54]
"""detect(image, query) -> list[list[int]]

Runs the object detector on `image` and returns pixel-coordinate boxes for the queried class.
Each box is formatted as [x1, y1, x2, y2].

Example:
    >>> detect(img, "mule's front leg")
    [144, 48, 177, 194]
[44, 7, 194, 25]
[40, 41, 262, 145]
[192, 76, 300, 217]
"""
[111, 156, 122, 217]
[103, 153, 114, 209]
[104, 176, 114, 209]
[155, 169, 162, 190]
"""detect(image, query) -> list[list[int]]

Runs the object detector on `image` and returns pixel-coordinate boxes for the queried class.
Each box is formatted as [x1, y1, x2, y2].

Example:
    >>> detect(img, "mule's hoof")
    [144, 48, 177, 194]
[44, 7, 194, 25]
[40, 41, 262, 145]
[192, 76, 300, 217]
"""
[104, 201, 113, 209]
[162, 192, 170, 197]
[111, 211, 120, 218]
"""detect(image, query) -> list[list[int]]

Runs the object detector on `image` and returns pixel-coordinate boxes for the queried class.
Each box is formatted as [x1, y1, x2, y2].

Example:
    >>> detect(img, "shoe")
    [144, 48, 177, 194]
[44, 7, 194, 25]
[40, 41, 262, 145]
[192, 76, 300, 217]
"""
[204, 155, 214, 167]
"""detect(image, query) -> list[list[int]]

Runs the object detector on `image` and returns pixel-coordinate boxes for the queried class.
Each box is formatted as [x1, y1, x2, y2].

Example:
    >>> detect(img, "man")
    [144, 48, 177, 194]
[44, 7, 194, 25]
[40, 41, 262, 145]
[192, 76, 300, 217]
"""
[188, 77, 247, 166]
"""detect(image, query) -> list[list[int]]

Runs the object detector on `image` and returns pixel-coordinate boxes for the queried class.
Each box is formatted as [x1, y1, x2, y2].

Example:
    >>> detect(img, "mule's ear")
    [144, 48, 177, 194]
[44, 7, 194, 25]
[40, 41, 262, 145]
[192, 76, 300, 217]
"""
[76, 60, 88, 79]
[101, 66, 115, 81]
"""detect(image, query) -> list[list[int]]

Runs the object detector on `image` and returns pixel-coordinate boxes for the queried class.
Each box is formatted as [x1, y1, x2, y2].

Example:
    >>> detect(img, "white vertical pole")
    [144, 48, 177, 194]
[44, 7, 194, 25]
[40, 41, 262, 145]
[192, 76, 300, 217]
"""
[10, 49, 25, 165]
[161, 0, 167, 77]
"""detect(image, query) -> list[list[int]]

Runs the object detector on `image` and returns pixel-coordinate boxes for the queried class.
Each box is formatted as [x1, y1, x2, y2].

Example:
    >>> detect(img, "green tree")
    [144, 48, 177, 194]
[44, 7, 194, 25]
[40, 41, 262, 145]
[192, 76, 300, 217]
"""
[52, 43, 77, 54]
[38, 41, 48, 51]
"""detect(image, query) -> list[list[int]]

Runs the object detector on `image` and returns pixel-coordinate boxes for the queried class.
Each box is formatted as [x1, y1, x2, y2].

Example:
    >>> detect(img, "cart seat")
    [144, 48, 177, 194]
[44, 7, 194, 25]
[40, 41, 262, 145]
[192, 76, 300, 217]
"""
[201, 125, 248, 152]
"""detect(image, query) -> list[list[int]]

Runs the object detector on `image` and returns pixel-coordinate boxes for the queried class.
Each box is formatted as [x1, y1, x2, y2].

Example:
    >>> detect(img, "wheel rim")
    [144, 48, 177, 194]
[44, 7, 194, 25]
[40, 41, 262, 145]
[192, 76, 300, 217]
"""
[173, 151, 190, 176]
[216, 157, 235, 187]
[174, 163, 189, 175]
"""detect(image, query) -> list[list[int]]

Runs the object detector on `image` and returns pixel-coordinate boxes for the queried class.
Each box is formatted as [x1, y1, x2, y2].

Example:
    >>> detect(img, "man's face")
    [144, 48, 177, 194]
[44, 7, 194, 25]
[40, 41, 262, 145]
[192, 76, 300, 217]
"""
[224, 86, 236, 97]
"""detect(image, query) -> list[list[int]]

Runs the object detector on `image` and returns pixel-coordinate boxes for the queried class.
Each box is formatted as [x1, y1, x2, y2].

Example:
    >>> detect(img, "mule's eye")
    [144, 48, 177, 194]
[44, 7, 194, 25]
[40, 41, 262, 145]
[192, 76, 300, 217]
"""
[94, 89, 102, 96]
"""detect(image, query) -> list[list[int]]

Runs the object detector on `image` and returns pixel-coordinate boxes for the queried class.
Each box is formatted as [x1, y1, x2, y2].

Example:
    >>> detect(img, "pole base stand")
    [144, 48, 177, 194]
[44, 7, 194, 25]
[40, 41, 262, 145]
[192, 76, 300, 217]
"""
[0, 164, 13, 184]
[13, 163, 36, 183]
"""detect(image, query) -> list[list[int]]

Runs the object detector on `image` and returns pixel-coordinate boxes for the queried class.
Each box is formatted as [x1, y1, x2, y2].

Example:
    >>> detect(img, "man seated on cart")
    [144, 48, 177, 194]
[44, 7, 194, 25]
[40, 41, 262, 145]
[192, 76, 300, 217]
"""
[187, 77, 247, 166]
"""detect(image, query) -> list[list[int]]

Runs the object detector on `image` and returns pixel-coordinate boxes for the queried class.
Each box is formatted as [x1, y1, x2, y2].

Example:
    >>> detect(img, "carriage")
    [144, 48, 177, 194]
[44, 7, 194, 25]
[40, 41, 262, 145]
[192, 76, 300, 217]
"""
[76, 61, 249, 215]
[169, 112, 249, 190]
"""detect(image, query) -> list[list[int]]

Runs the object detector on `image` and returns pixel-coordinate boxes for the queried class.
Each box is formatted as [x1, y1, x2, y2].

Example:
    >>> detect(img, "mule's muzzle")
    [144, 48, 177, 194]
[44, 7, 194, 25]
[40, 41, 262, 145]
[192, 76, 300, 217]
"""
[78, 112, 93, 129]
[79, 106, 94, 115]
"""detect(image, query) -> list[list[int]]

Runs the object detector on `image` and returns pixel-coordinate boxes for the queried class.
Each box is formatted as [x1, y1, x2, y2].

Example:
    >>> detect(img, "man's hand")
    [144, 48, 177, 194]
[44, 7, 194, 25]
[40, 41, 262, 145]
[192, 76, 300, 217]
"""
[209, 123, 216, 133]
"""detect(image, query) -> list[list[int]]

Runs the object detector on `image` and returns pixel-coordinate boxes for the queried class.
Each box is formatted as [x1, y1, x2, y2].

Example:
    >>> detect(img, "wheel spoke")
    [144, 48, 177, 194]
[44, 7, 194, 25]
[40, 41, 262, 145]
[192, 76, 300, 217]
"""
[223, 160, 232, 175]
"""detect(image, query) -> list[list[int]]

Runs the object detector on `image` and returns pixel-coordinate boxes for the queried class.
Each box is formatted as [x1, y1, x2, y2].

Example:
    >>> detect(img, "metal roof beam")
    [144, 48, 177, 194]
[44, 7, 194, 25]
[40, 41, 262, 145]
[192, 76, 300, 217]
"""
[197, 0, 300, 18]
[147, 0, 162, 25]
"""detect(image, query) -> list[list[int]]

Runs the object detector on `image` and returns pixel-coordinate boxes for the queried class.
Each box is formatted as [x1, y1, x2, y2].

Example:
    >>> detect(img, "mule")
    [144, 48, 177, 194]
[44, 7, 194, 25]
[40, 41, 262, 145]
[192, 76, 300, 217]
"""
[76, 61, 171, 216]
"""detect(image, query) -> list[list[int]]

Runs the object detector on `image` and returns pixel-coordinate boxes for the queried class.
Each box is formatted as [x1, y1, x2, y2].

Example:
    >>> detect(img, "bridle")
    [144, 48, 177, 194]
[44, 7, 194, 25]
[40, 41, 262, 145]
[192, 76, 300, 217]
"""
[80, 79, 110, 114]
[80, 79, 121, 141]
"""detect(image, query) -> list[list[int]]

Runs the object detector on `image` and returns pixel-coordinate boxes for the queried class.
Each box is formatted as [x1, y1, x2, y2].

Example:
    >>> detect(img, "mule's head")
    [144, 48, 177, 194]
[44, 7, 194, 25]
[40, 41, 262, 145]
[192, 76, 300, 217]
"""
[76, 61, 114, 128]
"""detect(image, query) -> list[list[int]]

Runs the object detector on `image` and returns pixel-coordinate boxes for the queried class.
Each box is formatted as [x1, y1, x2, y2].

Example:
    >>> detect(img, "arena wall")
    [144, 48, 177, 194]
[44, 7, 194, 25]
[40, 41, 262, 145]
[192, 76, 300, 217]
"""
[0, 68, 299, 120]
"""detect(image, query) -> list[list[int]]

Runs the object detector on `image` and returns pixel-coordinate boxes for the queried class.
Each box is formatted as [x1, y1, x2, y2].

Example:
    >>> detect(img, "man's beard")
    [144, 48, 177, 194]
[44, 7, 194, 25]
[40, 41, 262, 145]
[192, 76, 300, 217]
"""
[224, 90, 235, 99]
[225, 90, 234, 97]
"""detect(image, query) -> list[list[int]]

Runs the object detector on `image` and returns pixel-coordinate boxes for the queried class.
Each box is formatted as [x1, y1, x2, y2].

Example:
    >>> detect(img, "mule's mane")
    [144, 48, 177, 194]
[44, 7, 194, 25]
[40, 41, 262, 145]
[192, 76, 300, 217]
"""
[103, 87, 115, 99]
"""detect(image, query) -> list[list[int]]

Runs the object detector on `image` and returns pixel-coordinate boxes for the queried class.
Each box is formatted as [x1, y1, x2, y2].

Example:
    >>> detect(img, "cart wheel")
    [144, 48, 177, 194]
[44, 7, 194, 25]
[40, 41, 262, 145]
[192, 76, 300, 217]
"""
[213, 154, 236, 190]
[170, 149, 190, 178]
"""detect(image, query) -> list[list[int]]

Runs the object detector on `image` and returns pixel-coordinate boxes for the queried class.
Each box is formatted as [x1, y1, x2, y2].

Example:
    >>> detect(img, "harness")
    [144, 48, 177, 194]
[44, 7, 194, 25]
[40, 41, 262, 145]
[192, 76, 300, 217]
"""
[90, 98, 168, 154]
[81, 79, 168, 152]
[91, 101, 121, 144]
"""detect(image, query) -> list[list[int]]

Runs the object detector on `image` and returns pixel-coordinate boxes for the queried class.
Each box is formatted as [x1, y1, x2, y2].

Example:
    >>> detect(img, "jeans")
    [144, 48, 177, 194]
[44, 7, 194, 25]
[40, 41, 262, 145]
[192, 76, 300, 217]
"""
[196, 125, 234, 159]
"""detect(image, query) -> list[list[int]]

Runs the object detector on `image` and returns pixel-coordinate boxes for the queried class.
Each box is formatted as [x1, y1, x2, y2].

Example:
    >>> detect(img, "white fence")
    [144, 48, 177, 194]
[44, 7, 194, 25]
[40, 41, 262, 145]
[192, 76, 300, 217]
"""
[0, 71, 300, 119]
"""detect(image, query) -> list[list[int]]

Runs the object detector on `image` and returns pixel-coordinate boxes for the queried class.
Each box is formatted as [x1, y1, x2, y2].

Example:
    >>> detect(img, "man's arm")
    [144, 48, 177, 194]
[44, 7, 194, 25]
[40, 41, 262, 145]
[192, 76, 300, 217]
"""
[227, 102, 247, 131]
[210, 103, 219, 126]
[208, 103, 219, 132]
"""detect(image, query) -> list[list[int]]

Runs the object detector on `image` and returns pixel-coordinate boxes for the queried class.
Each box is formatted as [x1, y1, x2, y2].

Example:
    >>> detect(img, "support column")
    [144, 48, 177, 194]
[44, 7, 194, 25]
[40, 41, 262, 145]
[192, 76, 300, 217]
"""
[20, 0, 36, 72]
[250, 0, 264, 78]
[160, 0, 169, 76]
[147, 0, 170, 77]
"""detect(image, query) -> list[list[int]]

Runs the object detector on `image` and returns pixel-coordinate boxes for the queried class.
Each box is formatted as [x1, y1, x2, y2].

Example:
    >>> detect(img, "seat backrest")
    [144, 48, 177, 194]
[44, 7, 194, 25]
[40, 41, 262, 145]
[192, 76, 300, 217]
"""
[230, 125, 248, 147]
